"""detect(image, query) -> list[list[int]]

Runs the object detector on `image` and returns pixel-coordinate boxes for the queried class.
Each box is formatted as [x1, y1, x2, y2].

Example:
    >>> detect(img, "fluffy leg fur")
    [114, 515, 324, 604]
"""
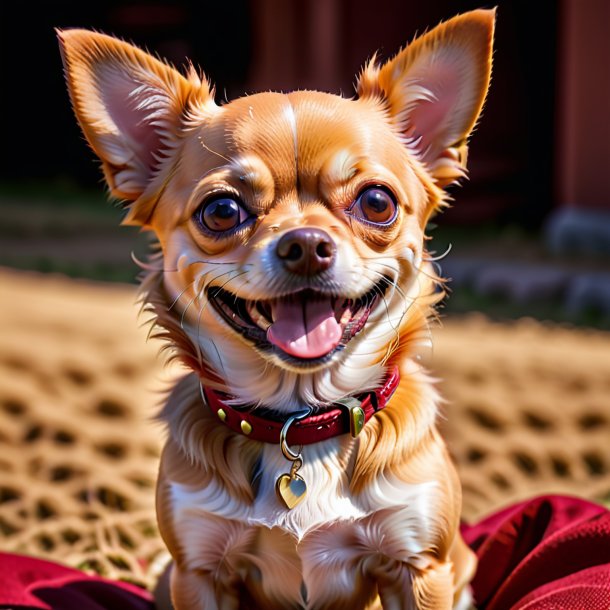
[410, 562, 455, 610]
[171, 567, 239, 610]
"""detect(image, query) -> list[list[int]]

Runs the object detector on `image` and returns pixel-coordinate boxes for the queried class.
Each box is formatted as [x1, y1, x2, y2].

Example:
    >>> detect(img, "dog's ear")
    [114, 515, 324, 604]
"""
[357, 9, 495, 187]
[57, 29, 215, 224]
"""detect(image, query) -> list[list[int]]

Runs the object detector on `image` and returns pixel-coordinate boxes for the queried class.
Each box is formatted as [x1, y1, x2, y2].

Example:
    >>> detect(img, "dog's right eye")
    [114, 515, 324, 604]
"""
[348, 186, 398, 226]
[194, 195, 251, 234]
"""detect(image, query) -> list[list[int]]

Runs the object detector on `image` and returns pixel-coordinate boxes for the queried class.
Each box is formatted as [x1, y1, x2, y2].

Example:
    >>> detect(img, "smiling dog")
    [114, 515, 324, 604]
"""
[59, 9, 494, 609]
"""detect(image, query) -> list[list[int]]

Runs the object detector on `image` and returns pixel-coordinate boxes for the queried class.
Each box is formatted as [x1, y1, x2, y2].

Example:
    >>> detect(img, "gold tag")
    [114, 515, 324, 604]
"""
[349, 406, 365, 437]
[276, 472, 307, 509]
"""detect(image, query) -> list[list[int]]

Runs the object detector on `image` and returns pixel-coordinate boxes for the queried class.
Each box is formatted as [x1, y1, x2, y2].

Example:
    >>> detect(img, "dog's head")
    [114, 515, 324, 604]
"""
[58, 10, 494, 410]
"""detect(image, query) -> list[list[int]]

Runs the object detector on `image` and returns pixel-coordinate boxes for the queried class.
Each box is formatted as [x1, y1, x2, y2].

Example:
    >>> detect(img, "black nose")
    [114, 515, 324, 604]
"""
[276, 228, 336, 276]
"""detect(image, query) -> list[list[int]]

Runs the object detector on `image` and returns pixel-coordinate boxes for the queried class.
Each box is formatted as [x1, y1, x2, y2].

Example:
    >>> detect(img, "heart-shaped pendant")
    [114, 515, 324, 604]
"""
[276, 472, 307, 509]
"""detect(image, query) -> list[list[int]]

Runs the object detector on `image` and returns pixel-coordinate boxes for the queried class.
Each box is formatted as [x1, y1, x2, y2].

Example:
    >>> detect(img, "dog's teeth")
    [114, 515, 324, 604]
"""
[257, 301, 273, 323]
[255, 313, 271, 330]
[340, 307, 352, 325]
[334, 297, 357, 324]
[334, 297, 348, 321]
[248, 301, 271, 330]
[220, 301, 248, 327]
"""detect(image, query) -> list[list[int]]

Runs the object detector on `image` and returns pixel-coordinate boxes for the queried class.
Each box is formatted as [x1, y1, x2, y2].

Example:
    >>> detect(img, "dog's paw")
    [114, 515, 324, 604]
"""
[453, 585, 476, 610]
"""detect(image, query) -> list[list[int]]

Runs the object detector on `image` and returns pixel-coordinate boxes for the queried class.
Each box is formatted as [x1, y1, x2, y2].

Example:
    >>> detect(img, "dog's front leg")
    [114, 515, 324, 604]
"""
[410, 562, 456, 610]
[171, 565, 240, 610]
[376, 560, 454, 610]
[373, 560, 416, 610]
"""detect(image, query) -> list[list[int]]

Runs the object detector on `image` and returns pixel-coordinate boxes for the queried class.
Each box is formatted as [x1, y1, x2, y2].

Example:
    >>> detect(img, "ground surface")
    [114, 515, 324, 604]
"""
[1, 267, 609, 589]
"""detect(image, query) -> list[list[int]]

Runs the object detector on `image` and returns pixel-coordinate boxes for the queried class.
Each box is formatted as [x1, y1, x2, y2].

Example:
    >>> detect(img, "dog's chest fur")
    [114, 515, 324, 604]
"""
[167, 437, 440, 608]
[154, 365, 455, 608]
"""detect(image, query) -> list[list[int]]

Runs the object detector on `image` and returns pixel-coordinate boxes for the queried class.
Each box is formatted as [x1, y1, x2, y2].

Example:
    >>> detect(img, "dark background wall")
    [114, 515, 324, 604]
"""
[0, 1, 251, 189]
[0, 0, 558, 227]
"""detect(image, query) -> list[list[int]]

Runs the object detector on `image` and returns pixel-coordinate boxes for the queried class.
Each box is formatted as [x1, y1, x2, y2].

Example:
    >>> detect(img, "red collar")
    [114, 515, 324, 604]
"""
[202, 366, 400, 445]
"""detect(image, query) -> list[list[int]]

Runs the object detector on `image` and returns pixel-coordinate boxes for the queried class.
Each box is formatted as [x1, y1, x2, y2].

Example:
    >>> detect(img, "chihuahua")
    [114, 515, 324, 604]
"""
[59, 9, 493, 609]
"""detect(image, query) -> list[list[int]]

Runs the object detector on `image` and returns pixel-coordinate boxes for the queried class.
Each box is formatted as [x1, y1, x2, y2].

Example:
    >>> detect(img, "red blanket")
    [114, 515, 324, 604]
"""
[0, 553, 152, 609]
[462, 495, 610, 609]
[1, 495, 609, 609]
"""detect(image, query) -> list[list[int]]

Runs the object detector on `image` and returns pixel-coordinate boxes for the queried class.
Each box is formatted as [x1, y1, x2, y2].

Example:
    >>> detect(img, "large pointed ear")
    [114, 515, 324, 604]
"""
[357, 9, 495, 187]
[57, 29, 215, 223]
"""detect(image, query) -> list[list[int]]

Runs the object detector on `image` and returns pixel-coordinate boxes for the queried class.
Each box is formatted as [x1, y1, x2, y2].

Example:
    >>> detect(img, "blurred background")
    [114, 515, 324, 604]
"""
[0, 0, 609, 324]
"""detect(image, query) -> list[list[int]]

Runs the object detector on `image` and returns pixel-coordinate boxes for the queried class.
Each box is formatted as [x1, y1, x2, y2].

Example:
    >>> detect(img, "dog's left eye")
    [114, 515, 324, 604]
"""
[194, 195, 250, 234]
[348, 186, 398, 226]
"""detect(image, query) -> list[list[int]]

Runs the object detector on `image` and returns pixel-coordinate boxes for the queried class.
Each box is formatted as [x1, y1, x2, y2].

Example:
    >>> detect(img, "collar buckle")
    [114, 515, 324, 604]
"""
[334, 397, 365, 438]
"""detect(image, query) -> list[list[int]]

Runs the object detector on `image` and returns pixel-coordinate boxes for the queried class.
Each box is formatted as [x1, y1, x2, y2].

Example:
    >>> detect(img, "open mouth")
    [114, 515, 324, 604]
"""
[207, 280, 389, 365]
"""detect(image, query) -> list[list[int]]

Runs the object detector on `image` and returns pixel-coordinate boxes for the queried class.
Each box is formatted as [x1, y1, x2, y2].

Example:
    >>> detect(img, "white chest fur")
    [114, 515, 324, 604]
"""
[168, 435, 440, 605]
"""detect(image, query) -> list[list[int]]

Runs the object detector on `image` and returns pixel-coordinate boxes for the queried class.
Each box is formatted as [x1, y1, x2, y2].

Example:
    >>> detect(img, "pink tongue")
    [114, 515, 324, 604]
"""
[267, 296, 342, 359]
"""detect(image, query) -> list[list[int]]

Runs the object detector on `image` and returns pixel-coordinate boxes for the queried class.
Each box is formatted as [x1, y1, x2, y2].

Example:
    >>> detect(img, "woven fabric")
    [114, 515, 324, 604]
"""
[0, 551, 153, 609]
[463, 495, 610, 609]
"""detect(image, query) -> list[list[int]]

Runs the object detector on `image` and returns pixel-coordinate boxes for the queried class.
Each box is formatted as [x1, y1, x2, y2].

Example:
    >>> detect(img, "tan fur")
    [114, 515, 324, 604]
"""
[59, 9, 495, 609]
